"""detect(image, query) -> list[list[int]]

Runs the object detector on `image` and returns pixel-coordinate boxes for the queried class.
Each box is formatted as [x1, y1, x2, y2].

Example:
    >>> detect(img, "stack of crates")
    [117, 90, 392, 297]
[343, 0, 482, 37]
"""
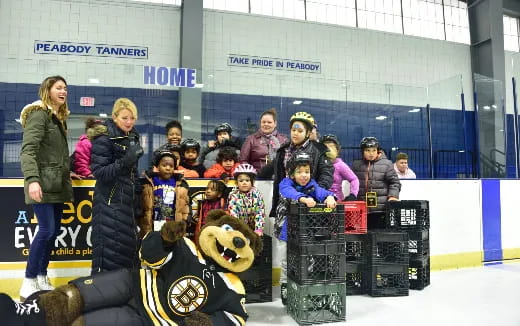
[385, 200, 430, 290]
[366, 230, 409, 296]
[286, 203, 346, 325]
[237, 235, 272, 303]
[342, 201, 368, 296]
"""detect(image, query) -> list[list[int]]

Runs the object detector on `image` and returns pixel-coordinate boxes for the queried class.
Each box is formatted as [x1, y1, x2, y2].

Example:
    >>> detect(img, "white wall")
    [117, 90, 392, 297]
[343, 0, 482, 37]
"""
[257, 179, 484, 260]
[499, 180, 520, 251]
[203, 10, 474, 109]
[0, 0, 181, 88]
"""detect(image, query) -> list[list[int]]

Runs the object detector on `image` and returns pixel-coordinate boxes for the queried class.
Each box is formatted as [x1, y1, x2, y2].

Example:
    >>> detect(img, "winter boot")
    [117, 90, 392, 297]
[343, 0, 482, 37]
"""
[281, 283, 288, 306]
[37, 275, 55, 291]
[0, 292, 46, 326]
[20, 278, 40, 301]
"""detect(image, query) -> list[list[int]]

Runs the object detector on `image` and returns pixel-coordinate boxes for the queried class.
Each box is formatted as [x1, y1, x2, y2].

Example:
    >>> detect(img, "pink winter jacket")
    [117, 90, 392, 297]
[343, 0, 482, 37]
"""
[73, 134, 93, 177]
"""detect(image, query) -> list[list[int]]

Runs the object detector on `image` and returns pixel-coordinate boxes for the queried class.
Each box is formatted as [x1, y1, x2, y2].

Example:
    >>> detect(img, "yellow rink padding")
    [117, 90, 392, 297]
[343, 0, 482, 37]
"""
[502, 248, 520, 260]
[0, 261, 92, 270]
[430, 251, 483, 270]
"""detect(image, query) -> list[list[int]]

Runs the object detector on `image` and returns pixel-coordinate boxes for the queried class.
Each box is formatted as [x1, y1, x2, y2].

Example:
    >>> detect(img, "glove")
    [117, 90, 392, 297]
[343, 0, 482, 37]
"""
[122, 144, 144, 168]
[344, 194, 357, 201]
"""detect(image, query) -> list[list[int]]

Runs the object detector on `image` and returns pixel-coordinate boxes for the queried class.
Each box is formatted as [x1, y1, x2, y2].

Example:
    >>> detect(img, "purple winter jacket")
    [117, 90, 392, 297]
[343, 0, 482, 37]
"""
[331, 158, 359, 200]
[239, 130, 288, 172]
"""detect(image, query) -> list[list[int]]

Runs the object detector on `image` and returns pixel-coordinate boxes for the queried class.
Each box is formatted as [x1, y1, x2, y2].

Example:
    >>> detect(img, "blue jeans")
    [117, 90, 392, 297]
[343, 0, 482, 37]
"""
[25, 203, 64, 278]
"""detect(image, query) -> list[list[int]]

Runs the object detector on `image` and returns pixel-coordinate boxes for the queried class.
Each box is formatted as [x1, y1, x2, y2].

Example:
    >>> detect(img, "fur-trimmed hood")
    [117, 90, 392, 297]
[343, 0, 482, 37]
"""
[19, 100, 52, 128]
[87, 123, 108, 140]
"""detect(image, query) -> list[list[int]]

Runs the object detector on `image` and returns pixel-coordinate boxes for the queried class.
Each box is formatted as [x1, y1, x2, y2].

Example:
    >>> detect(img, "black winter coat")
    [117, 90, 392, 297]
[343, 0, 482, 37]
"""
[352, 152, 401, 214]
[269, 140, 334, 216]
[90, 120, 142, 273]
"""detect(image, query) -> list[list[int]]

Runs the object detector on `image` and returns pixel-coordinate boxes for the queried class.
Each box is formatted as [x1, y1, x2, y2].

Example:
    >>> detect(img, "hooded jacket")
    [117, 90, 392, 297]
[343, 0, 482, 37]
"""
[20, 100, 73, 204]
[352, 152, 401, 213]
[90, 119, 141, 273]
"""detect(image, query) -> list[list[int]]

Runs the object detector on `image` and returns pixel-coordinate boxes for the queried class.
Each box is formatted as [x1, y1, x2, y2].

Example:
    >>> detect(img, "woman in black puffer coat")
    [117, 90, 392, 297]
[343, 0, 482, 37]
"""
[90, 98, 143, 274]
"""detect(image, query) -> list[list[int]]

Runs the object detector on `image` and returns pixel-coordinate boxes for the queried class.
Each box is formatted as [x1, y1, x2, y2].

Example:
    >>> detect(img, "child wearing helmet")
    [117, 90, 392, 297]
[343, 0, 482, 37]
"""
[137, 151, 190, 238]
[270, 111, 334, 217]
[275, 151, 336, 305]
[180, 138, 206, 177]
[352, 137, 401, 229]
[227, 163, 266, 236]
[321, 134, 359, 201]
[200, 122, 242, 169]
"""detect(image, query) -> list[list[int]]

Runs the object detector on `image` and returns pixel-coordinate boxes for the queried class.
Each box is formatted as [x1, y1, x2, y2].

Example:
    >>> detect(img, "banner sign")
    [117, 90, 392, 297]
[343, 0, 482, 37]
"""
[34, 40, 148, 59]
[0, 180, 212, 262]
[228, 54, 321, 73]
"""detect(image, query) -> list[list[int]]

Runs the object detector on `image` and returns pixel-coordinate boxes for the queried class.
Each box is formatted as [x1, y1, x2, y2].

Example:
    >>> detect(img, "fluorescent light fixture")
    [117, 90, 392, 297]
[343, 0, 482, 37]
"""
[483, 105, 490, 110]
[408, 108, 421, 113]
[499, 129, 504, 132]
[99, 113, 108, 118]
[293, 100, 302, 105]
[183, 115, 191, 120]
[89, 78, 100, 84]
[491, 104, 497, 109]
[391, 147, 399, 151]
[194, 83, 204, 88]
[458, 150, 465, 153]
[375, 115, 387, 120]
[207, 74, 214, 78]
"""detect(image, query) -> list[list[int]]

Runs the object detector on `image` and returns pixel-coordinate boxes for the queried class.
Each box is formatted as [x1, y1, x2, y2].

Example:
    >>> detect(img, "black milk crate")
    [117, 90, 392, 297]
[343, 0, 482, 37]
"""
[288, 203, 345, 244]
[345, 262, 367, 295]
[367, 263, 409, 297]
[251, 235, 272, 270]
[287, 279, 346, 325]
[408, 229, 430, 261]
[385, 200, 429, 230]
[345, 233, 368, 264]
[368, 231, 409, 265]
[243, 278, 272, 303]
[409, 257, 430, 290]
[237, 269, 272, 303]
[287, 241, 346, 284]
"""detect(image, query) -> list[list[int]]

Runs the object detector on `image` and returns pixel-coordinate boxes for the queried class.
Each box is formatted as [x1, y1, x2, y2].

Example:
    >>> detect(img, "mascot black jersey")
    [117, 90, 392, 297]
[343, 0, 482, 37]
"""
[137, 231, 248, 326]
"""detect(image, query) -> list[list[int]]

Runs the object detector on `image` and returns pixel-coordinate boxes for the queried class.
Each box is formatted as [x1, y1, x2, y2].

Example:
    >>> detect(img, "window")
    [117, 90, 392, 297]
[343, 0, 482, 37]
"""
[402, 0, 445, 40]
[444, 0, 470, 44]
[357, 0, 403, 34]
[306, 0, 357, 27]
[250, 0, 305, 20]
[504, 15, 520, 52]
[130, 0, 181, 5]
[204, 0, 249, 13]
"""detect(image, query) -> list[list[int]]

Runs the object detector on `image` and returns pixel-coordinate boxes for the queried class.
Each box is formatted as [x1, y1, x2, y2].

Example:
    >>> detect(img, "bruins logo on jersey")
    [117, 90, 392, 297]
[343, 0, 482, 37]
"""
[167, 275, 208, 316]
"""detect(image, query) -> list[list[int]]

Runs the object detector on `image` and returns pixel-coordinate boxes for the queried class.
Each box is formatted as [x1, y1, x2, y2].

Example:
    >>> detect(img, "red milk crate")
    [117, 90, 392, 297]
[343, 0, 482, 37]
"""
[339, 201, 367, 234]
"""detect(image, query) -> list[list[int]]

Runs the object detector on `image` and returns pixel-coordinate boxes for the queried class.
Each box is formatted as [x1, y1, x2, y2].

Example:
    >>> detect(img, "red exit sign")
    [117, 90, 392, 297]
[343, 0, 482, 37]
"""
[80, 97, 95, 107]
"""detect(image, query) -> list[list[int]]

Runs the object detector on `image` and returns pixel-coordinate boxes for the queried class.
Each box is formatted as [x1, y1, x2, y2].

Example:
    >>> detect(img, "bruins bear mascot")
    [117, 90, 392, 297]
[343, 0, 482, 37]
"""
[0, 209, 262, 326]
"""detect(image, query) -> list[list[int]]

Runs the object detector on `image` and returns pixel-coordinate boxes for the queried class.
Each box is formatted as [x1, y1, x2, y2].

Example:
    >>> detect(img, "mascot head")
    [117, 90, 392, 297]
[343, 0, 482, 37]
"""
[198, 210, 262, 273]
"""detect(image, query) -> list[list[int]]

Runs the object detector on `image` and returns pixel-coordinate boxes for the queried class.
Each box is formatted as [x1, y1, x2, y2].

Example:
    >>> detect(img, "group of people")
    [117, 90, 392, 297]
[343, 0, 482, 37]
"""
[17, 75, 416, 310]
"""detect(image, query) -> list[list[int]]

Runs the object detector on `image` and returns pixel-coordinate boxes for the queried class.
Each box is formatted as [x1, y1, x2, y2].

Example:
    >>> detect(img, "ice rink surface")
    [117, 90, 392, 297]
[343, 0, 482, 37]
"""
[247, 262, 520, 326]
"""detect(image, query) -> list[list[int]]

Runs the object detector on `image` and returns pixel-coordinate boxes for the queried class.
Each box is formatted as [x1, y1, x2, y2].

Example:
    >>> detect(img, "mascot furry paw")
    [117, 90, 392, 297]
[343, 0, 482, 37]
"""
[0, 209, 262, 326]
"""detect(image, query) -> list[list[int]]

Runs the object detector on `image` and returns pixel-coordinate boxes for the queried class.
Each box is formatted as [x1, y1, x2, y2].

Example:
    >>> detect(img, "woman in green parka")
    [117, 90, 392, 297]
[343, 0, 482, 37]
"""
[19, 75, 73, 300]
